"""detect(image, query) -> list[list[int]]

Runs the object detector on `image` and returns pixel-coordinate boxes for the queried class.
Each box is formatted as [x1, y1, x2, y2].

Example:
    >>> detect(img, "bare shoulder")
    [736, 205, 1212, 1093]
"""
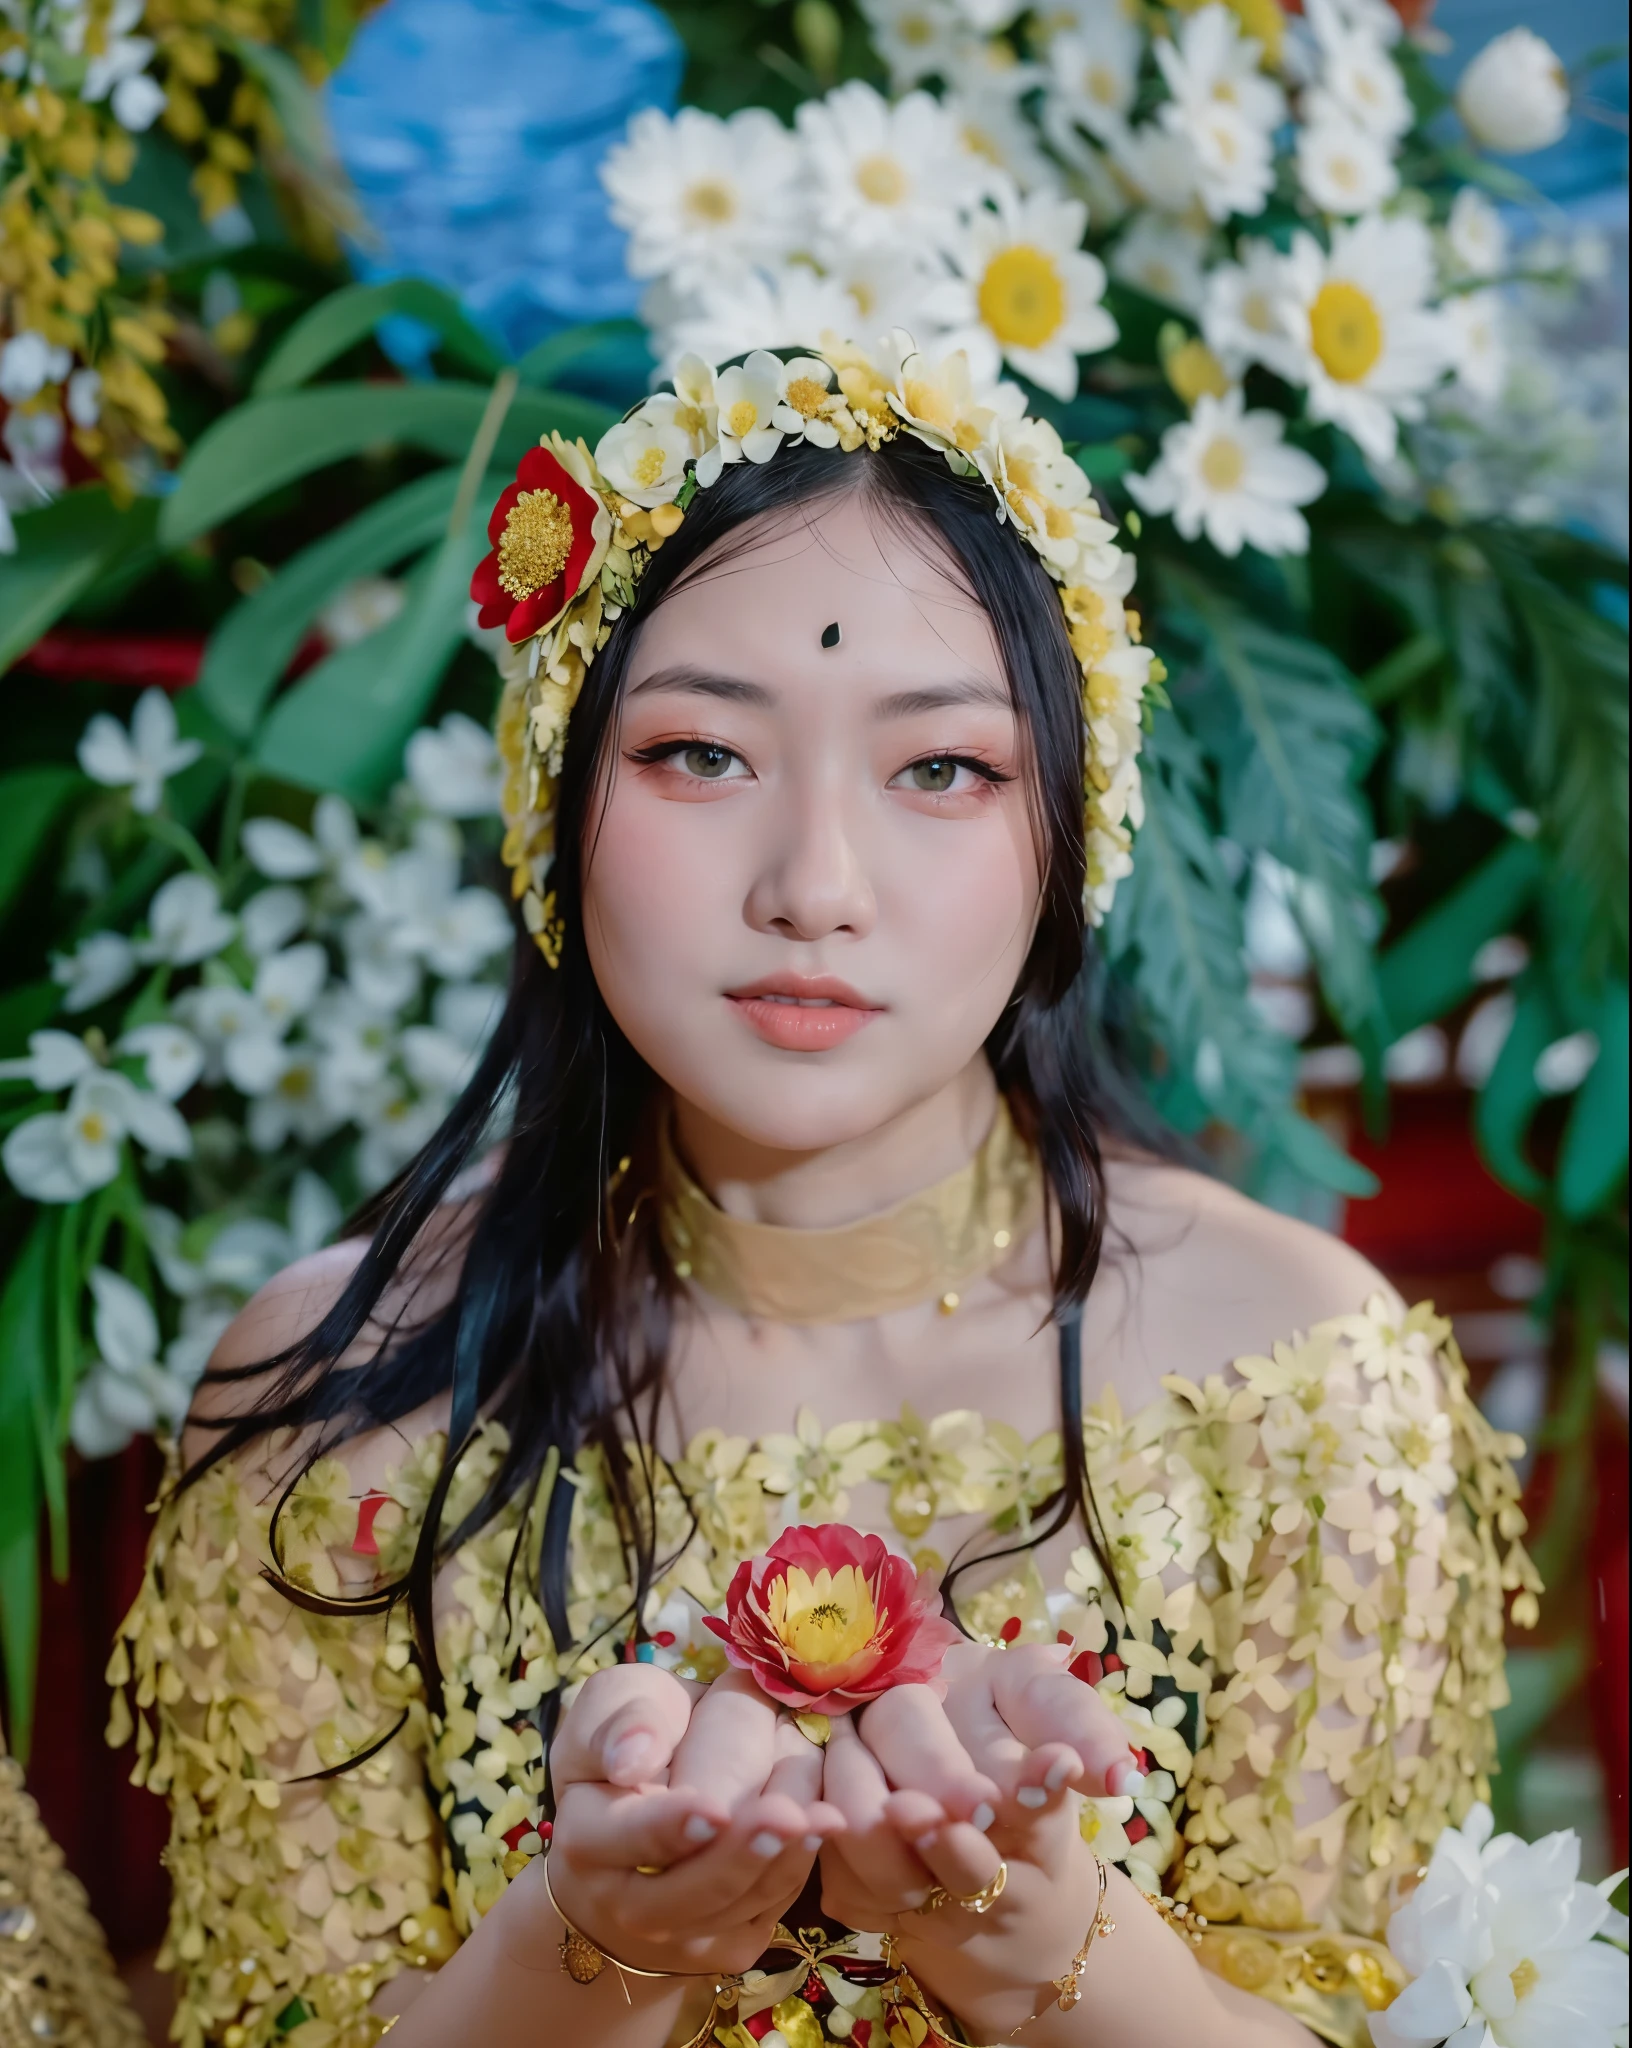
[181, 1208, 469, 1489]
[1087, 1155, 1402, 1403]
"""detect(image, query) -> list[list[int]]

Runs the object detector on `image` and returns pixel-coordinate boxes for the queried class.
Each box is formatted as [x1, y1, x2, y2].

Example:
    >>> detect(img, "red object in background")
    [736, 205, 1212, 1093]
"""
[28, 1438, 171, 1956]
[19, 628, 205, 691]
[1339, 1089, 1542, 1273]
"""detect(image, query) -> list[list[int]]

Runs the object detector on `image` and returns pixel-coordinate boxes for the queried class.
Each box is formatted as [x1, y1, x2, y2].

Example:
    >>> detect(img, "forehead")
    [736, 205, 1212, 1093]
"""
[626, 489, 1007, 691]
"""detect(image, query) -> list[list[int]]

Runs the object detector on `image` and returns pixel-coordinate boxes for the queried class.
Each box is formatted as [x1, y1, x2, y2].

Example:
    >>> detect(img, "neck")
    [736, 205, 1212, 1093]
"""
[670, 1057, 1000, 1230]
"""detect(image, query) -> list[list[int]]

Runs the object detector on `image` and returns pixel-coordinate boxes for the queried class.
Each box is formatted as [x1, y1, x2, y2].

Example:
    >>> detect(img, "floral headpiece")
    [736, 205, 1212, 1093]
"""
[473, 333, 1160, 965]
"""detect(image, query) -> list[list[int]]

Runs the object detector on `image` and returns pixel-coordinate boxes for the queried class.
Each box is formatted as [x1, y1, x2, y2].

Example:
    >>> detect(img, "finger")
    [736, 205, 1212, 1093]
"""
[762, 1715, 827, 1813]
[992, 1655, 1145, 1797]
[606, 1788, 824, 1933]
[892, 1811, 1004, 1906]
[941, 1655, 1081, 1809]
[669, 1668, 781, 1816]
[554, 1780, 730, 1869]
[858, 1685, 1001, 1825]
[822, 1713, 938, 1909]
[551, 1665, 697, 1789]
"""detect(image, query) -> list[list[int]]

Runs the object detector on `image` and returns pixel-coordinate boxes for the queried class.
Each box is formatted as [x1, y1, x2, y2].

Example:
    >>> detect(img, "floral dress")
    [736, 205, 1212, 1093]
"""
[108, 1295, 1537, 2048]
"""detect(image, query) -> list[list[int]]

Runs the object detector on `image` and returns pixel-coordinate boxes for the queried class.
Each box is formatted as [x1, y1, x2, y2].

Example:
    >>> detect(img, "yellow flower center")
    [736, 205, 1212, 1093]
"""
[962, 122, 1003, 166]
[1166, 338, 1230, 407]
[1243, 289, 1277, 334]
[766, 1565, 878, 1670]
[78, 1111, 108, 1144]
[1142, 262, 1176, 298]
[1330, 150, 1360, 190]
[1200, 436, 1247, 491]
[899, 12, 934, 45]
[848, 279, 876, 317]
[1309, 280, 1383, 384]
[979, 245, 1067, 348]
[682, 178, 737, 225]
[726, 397, 761, 437]
[631, 444, 668, 488]
[855, 152, 909, 205]
[280, 1067, 313, 1099]
[784, 375, 830, 419]
[673, 400, 708, 437]
[1087, 62, 1120, 103]
[497, 489, 575, 600]
[1510, 1958, 1539, 2000]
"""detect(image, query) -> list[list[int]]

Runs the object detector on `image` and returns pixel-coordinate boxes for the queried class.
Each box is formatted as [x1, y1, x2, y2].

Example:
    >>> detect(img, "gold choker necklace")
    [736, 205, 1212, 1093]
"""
[657, 1099, 1042, 1325]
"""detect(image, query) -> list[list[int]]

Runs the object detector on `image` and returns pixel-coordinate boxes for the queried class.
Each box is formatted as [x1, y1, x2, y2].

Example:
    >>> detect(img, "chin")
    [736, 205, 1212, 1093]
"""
[645, 1029, 949, 1156]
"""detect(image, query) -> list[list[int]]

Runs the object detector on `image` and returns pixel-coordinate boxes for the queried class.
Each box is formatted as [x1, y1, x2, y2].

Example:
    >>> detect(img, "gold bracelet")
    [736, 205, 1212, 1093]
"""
[1008, 1854, 1115, 2039]
[540, 1849, 744, 2029]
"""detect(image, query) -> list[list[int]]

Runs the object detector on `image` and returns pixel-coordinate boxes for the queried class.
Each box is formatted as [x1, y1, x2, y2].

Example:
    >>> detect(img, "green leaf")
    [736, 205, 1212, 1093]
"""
[253, 278, 505, 395]
[160, 382, 613, 546]
[0, 767, 85, 927]
[1266, 1109, 1380, 1198]
[0, 1213, 55, 1759]
[0, 489, 159, 669]
[0, 982, 61, 1056]
[251, 518, 487, 799]
[1474, 978, 1557, 1201]
[1556, 983, 1629, 1220]
[1163, 565, 1388, 1063]
[226, 36, 345, 203]
[194, 466, 465, 739]
[1106, 715, 1296, 1137]
[1377, 837, 1544, 1039]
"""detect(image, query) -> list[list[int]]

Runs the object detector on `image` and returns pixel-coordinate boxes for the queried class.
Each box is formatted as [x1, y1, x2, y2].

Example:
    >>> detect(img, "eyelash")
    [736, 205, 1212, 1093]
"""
[627, 738, 1014, 790]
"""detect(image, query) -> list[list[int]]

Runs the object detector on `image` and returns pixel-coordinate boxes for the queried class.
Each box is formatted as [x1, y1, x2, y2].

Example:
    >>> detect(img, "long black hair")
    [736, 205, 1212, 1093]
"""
[186, 431, 1156, 1746]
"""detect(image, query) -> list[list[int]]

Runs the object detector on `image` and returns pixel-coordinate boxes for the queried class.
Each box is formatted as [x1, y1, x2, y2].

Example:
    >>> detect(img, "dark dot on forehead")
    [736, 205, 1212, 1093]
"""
[821, 621, 841, 649]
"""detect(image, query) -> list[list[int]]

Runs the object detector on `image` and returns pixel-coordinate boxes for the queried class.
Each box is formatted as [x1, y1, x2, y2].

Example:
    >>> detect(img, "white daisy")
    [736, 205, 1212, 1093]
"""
[1110, 212, 1210, 313]
[1041, 12, 1143, 148]
[1277, 214, 1449, 461]
[1164, 96, 1277, 221]
[1303, 0, 1412, 139]
[923, 181, 1116, 397]
[859, 0, 967, 88]
[1108, 124, 1203, 215]
[1127, 387, 1328, 555]
[1296, 99, 1400, 215]
[797, 82, 985, 257]
[948, 84, 1056, 190]
[697, 351, 787, 484]
[825, 245, 947, 348]
[602, 106, 804, 291]
[1441, 289, 1507, 403]
[1155, 3, 1286, 134]
[1444, 186, 1507, 280]
[659, 266, 863, 373]
[1202, 237, 1303, 379]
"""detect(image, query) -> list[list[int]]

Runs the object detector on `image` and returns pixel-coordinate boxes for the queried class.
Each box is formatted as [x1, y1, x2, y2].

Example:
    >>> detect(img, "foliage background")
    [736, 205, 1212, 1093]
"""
[0, 0, 1626, 1879]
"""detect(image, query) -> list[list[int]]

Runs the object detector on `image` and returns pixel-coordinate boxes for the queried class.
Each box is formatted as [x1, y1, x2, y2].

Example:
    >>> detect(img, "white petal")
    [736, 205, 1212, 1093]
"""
[1, 1113, 86, 1201]
[240, 886, 307, 958]
[76, 713, 139, 789]
[89, 1265, 160, 1373]
[121, 1087, 192, 1159]
[25, 1030, 97, 1091]
[241, 817, 324, 878]
[70, 1373, 136, 1459]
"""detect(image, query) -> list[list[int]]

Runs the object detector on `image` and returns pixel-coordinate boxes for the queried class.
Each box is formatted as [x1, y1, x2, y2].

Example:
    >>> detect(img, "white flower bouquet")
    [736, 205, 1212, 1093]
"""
[0, 689, 514, 1459]
[1372, 1805, 1628, 2048]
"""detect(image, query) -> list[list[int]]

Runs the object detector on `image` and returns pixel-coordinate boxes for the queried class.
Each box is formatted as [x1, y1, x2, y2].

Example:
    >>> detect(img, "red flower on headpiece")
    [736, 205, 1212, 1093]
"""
[703, 1522, 961, 1715]
[470, 444, 603, 644]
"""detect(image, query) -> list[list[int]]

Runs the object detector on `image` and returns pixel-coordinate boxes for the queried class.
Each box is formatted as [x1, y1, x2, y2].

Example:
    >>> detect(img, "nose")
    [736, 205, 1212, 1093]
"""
[743, 783, 876, 943]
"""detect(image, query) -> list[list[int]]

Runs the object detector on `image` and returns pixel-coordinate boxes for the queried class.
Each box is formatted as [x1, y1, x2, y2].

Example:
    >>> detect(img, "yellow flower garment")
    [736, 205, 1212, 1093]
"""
[108, 1295, 1538, 2048]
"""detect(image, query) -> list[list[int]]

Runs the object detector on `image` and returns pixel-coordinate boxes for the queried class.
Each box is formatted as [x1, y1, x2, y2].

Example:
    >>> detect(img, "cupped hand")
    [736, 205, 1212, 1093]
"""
[818, 1640, 1141, 1957]
[547, 1663, 846, 1979]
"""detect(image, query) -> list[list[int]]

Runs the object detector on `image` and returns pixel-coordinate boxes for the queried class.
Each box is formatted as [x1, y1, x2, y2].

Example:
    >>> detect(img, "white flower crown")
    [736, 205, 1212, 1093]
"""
[473, 333, 1160, 965]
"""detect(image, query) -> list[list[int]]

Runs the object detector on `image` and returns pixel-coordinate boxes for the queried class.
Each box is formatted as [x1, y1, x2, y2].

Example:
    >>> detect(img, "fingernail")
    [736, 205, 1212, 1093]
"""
[912, 1830, 940, 1854]
[1016, 1785, 1048, 1809]
[1045, 1756, 1077, 1793]
[1108, 1762, 1147, 1798]
[682, 1814, 717, 1845]
[801, 1833, 823, 1852]
[750, 1830, 783, 1859]
[971, 1802, 996, 1833]
[606, 1733, 655, 1778]
[903, 1888, 930, 1909]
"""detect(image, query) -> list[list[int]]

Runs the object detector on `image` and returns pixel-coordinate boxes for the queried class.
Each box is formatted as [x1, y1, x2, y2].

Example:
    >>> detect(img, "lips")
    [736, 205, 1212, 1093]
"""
[725, 975, 882, 1052]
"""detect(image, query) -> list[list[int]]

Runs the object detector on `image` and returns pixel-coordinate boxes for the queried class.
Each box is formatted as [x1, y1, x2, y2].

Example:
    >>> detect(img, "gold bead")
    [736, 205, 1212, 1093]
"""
[993, 1229, 1011, 1249]
[675, 1260, 692, 1279]
[939, 1291, 959, 1314]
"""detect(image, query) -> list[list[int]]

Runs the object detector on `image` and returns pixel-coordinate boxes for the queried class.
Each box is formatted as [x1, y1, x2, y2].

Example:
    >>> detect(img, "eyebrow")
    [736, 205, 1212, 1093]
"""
[627, 665, 1012, 718]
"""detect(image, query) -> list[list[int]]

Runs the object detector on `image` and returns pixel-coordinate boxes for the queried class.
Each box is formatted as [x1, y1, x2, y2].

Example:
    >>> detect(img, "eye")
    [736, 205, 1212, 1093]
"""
[889, 754, 1008, 797]
[908, 757, 960, 793]
[679, 742, 736, 780]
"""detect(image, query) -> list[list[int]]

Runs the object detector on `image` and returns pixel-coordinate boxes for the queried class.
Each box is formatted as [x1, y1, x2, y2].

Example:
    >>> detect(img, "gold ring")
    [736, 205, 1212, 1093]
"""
[917, 1861, 1008, 1915]
[634, 1863, 666, 1876]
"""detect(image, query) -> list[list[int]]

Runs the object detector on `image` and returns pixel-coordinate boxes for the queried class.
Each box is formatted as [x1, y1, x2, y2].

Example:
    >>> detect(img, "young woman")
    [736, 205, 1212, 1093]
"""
[111, 342, 1530, 2048]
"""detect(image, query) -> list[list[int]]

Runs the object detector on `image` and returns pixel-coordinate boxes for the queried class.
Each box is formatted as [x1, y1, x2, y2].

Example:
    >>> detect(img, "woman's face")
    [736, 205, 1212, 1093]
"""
[581, 489, 1044, 1155]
